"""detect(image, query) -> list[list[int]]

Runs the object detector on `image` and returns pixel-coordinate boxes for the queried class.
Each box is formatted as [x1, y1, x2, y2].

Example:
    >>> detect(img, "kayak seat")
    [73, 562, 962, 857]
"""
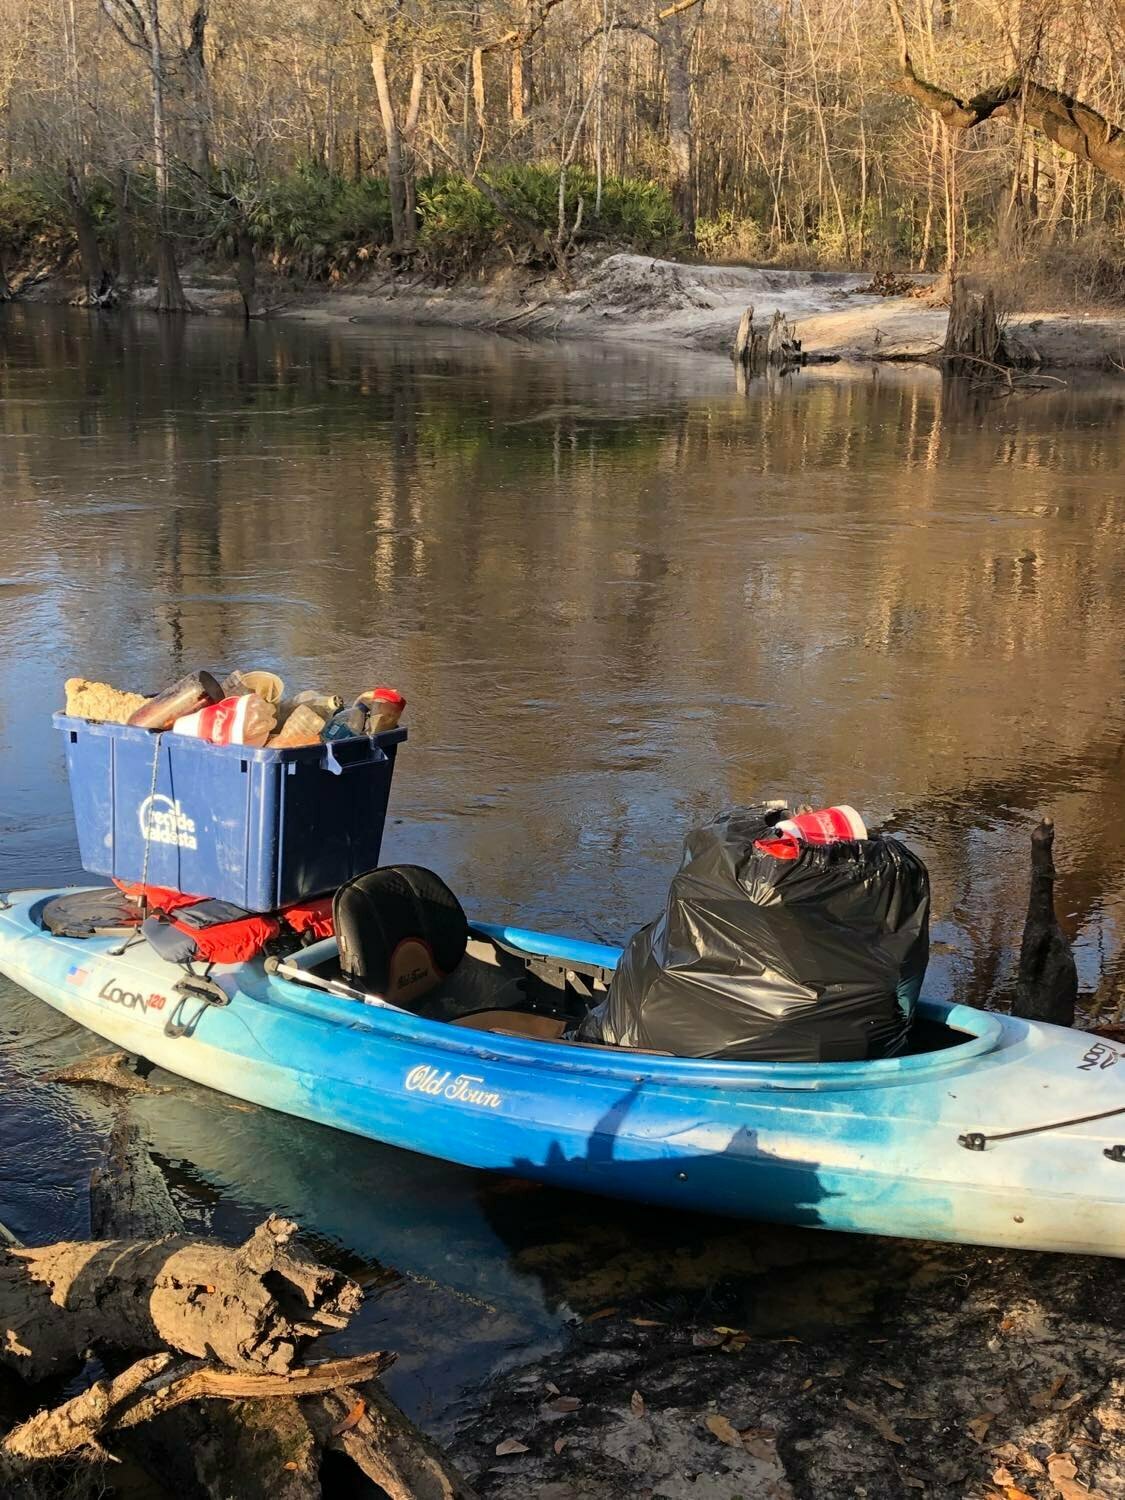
[334, 865, 469, 1010]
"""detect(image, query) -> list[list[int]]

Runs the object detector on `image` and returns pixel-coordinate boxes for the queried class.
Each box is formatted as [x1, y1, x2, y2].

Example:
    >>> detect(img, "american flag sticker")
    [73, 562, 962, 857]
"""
[66, 964, 90, 987]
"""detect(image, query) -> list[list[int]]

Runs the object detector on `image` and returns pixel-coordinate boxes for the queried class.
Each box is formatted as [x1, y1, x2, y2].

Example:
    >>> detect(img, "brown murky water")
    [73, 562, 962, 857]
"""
[2, 305, 1124, 1429]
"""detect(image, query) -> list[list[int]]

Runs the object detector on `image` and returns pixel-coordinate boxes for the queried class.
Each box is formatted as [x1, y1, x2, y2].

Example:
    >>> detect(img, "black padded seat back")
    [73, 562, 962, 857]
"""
[333, 865, 469, 1008]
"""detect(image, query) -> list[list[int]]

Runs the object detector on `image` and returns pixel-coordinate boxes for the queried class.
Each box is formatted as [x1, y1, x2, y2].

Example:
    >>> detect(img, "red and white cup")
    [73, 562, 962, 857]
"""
[755, 804, 868, 860]
[776, 805, 867, 844]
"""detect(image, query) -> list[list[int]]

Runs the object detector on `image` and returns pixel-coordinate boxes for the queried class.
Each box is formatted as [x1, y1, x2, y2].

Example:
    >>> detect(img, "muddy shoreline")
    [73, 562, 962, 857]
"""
[16, 252, 1125, 371]
[449, 1233, 1124, 1500]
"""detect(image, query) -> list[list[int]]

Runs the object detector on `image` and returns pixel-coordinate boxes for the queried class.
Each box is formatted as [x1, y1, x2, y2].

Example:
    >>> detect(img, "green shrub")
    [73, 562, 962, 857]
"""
[0, 177, 66, 253]
[417, 163, 681, 264]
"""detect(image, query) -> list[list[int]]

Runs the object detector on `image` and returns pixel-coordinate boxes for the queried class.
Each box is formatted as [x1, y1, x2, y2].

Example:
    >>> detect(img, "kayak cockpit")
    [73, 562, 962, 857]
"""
[269, 927, 610, 1043]
[269, 927, 985, 1064]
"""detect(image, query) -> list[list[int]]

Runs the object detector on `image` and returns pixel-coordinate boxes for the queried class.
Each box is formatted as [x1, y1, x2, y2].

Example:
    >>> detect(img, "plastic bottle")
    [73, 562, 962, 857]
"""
[754, 805, 868, 861]
[269, 705, 325, 748]
[321, 706, 368, 742]
[355, 687, 406, 733]
[172, 694, 277, 747]
[289, 690, 344, 718]
[127, 671, 224, 731]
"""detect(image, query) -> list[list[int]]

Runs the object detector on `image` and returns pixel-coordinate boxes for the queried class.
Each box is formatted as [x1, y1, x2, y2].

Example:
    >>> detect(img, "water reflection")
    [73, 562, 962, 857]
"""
[2, 304, 1125, 1421]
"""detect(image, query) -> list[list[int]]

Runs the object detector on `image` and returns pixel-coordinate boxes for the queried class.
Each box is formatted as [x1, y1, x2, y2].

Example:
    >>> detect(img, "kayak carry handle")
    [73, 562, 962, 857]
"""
[320, 738, 388, 776]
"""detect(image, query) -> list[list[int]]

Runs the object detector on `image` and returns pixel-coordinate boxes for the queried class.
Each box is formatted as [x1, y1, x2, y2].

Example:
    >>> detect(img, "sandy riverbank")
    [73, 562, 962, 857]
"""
[272, 254, 1125, 371]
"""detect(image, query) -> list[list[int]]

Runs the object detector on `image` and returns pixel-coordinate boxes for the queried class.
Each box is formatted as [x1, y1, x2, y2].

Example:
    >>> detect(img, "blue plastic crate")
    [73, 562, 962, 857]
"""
[54, 714, 406, 912]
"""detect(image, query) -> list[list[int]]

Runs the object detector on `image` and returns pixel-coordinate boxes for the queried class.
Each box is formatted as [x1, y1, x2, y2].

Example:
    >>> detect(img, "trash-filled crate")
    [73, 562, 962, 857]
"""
[54, 714, 406, 912]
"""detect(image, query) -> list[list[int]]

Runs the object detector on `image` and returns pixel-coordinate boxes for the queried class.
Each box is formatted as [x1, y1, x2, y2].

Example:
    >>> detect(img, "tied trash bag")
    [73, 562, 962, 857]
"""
[578, 806, 930, 1063]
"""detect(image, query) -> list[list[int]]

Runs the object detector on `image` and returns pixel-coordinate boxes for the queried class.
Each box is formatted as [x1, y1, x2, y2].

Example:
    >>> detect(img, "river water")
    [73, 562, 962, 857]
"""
[2, 305, 1124, 1431]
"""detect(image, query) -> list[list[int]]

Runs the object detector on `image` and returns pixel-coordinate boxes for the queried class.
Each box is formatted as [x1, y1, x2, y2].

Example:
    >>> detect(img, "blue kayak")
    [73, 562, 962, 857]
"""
[1, 887, 1122, 1257]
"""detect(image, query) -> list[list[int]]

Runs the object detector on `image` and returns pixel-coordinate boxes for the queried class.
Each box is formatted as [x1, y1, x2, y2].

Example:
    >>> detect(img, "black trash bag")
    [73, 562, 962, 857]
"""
[579, 806, 930, 1062]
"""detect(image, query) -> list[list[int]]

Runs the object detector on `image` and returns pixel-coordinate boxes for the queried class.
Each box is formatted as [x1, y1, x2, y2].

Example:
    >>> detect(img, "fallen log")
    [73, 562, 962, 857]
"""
[0, 1100, 477, 1498]
[0, 1214, 360, 1383]
[306, 1381, 477, 1500]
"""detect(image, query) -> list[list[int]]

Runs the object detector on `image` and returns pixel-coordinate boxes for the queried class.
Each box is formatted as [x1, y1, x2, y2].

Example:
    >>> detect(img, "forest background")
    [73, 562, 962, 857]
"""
[0, 0, 1123, 312]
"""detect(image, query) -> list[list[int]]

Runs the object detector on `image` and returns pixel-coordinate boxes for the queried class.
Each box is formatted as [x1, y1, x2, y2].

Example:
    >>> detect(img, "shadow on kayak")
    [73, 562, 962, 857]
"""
[511, 1082, 834, 1228]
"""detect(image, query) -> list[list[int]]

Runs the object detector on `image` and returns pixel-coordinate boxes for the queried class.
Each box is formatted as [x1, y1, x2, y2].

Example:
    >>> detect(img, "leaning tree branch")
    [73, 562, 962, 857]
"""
[885, 0, 1125, 186]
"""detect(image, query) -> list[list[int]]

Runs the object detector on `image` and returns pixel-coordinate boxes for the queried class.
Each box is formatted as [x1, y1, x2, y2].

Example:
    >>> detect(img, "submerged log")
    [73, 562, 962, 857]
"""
[46, 1049, 162, 1096]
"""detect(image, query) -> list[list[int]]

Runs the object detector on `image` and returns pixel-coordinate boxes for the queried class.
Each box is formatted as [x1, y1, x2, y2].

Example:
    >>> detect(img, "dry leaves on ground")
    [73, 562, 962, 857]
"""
[546, 1396, 582, 1413]
[968, 1412, 997, 1443]
[330, 1397, 366, 1436]
[630, 1391, 645, 1417]
[843, 1398, 906, 1445]
[705, 1413, 743, 1446]
[1030, 1374, 1068, 1410]
[495, 1437, 530, 1456]
[584, 1307, 618, 1322]
[1047, 1450, 1111, 1500]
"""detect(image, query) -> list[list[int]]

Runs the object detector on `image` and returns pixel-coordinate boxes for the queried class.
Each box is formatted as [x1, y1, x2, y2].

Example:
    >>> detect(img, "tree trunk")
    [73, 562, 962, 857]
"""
[114, 166, 137, 287]
[0, 252, 10, 301]
[147, 0, 189, 312]
[236, 230, 258, 319]
[155, 232, 188, 312]
[65, 162, 113, 306]
[182, 2, 212, 178]
[661, 11, 702, 240]
[371, 41, 423, 252]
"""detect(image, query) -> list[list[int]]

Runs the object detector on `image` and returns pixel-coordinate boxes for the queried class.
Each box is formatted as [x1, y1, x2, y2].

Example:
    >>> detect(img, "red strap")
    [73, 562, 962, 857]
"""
[113, 878, 202, 912]
[170, 911, 281, 964]
[281, 895, 335, 939]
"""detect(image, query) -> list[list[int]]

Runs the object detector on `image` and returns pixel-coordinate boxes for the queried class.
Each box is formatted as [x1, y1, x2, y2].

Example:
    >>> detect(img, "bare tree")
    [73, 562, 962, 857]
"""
[100, 0, 190, 310]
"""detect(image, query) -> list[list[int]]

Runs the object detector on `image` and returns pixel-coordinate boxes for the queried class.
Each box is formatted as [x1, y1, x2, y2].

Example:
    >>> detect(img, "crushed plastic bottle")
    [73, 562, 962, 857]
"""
[355, 687, 406, 733]
[321, 706, 368, 742]
[269, 705, 325, 748]
[288, 690, 344, 719]
[172, 694, 277, 747]
[223, 670, 284, 704]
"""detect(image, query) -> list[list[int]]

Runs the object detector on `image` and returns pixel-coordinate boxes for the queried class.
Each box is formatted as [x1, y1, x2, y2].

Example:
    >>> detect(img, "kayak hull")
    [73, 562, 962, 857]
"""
[1, 891, 1123, 1257]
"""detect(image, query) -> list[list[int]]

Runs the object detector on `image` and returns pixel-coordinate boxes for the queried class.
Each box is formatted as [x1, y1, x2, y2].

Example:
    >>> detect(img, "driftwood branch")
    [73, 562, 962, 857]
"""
[885, 0, 1125, 186]
[2, 1352, 394, 1462]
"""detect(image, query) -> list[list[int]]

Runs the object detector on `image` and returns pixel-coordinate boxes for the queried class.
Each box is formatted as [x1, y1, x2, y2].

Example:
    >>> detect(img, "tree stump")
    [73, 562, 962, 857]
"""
[734, 306, 803, 375]
[942, 277, 1006, 372]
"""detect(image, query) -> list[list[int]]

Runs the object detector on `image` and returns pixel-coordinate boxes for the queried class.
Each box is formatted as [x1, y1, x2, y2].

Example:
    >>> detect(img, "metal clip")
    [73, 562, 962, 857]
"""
[958, 1132, 987, 1152]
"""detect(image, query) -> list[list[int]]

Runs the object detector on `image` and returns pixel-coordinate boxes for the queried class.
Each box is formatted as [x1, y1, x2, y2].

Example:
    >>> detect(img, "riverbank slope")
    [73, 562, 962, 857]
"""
[19, 251, 1124, 370]
[274, 254, 1125, 370]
